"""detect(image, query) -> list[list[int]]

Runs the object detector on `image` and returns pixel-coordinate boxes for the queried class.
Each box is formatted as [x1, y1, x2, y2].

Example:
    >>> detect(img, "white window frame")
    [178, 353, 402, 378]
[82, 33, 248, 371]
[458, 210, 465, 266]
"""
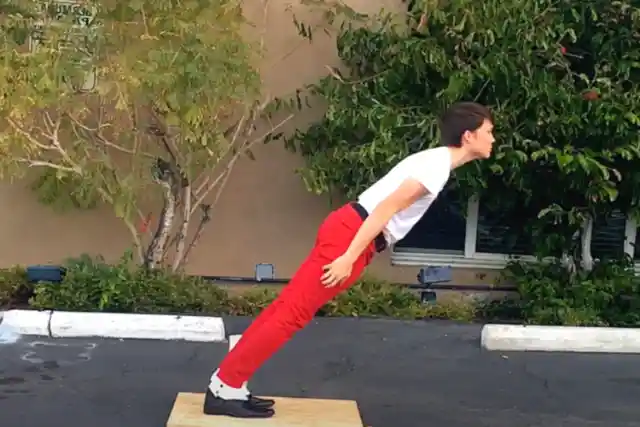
[391, 196, 640, 274]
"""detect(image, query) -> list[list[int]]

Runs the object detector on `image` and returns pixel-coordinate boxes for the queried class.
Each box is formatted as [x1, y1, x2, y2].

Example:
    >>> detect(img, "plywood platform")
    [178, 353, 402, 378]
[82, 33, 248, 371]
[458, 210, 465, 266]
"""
[166, 393, 364, 427]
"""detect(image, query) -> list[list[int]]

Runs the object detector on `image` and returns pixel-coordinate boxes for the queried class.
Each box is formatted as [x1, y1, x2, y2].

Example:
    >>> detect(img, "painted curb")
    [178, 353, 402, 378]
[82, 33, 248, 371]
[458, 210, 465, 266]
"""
[1, 309, 52, 336]
[481, 324, 640, 353]
[229, 334, 241, 351]
[0, 309, 226, 342]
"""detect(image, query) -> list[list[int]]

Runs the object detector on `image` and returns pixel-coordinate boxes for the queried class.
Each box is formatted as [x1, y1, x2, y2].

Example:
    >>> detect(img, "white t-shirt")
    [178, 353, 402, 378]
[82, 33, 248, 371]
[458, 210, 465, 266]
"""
[357, 146, 452, 244]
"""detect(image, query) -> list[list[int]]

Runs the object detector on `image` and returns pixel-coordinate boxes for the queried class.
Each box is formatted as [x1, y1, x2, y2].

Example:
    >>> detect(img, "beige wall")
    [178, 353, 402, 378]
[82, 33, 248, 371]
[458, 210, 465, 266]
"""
[0, 0, 503, 289]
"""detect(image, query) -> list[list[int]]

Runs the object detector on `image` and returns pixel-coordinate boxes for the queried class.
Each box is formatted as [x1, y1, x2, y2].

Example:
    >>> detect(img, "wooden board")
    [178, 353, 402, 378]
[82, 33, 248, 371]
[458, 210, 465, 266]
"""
[166, 393, 364, 427]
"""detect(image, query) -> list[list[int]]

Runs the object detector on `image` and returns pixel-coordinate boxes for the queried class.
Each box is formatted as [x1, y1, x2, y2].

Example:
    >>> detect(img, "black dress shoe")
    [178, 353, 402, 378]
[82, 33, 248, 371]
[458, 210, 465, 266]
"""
[203, 389, 275, 418]
[249, 394, 275, 408]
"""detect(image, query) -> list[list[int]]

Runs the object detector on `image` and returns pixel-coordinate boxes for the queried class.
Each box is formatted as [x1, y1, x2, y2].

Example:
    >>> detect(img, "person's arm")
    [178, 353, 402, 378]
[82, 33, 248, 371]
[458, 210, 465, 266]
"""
[342, 178, 429, 263]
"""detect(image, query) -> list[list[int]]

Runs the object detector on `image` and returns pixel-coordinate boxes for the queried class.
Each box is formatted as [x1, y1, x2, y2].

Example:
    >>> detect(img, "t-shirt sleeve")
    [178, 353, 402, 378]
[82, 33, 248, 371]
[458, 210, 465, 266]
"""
[407, 150, 450, 195]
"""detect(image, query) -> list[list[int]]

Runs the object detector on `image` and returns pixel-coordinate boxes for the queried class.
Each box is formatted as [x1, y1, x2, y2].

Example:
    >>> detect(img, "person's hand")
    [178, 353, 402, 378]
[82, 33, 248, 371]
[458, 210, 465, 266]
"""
[321, 254, 356, 287]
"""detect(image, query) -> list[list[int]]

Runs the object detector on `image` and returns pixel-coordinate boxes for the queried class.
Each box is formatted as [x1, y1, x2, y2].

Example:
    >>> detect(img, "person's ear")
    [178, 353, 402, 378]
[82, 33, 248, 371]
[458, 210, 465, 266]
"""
[461, 130, 472, 144]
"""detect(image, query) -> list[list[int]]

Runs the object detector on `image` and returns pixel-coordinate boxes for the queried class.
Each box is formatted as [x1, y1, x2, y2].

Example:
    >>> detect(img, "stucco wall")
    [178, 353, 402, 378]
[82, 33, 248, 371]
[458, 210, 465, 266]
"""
[0, 0, 502, 288]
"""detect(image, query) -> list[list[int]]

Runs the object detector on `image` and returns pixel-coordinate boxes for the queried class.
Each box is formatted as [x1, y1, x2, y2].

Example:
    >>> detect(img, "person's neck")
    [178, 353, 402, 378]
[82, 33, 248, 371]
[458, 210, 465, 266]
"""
[446, 146, 477, 169]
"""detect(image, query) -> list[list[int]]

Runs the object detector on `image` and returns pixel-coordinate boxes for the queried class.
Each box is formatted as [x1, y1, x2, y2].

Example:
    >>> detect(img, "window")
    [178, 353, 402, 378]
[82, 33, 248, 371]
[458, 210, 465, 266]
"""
[395, 188, 466, 253]
[475, 202, 535, 256]
[392, 196, 640, 273]
[591, 210, 627, 260]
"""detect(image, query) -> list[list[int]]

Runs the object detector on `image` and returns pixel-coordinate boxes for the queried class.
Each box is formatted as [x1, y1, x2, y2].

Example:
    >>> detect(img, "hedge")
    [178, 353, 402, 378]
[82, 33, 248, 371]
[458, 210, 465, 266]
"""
[0, 253, 512, 323]
[2, 252, 639, 327]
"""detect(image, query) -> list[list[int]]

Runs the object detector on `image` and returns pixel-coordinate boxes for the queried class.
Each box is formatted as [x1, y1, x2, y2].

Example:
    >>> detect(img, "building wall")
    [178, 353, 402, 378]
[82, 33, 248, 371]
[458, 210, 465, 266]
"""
[0, 0, 502, 288]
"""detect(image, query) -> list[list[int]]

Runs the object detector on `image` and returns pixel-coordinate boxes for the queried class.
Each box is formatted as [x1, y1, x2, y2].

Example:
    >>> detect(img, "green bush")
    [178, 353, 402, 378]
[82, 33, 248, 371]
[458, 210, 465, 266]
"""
[319, 275, 427, 319]
[225, 288, 279, 316]
[0, 266, 32, 308]
[15, 250, 640, 327]
[30, 252, 233, 314]
[285, 1, 640, 260]
[25, 252, 488, 321]
[317, 275, 481, 321]
[500, 256, 640, 326]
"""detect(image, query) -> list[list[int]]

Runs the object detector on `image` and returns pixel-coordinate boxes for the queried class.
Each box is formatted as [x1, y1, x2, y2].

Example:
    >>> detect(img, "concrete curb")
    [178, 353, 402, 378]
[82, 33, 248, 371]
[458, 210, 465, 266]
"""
[6, 309, 640, 353]
[0, 309, 226, 342]
[481, 324, 640, 354]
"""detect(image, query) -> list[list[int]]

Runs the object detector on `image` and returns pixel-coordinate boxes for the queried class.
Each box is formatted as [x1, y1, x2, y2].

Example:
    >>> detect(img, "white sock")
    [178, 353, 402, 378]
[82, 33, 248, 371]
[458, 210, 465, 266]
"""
[241, 382, 250, 395]
[208, 369, 248, 400]
[226, 336, 250, 395]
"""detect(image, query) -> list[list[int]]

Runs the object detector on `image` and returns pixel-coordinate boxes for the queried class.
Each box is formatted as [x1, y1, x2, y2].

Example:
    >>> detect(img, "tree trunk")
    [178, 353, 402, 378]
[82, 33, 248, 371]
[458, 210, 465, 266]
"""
[171, 184, 191, 272]
[175, 204, 211, 272]
[145, 174, 177, 270]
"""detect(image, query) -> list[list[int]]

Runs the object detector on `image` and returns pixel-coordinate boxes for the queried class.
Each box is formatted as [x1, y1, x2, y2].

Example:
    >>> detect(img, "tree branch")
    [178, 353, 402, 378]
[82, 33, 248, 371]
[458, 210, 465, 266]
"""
[189, 108, 294, 217]
[176, 204, 210, 271]
[97, 188, 146, 263]
[41, 112, 78, 168]
[172, 183, 192, 272]
[175, 109, 294, 267]
[66, 112, 154, 158]
[7, 117, 82, 174]
[19, 159, 80, 173]
[6, 118, 55, 152]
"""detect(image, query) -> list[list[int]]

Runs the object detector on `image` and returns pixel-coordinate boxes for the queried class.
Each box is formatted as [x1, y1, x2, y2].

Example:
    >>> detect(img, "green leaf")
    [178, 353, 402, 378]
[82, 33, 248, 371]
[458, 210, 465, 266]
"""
[283, 0, 640, 262]
[0, 0, 268, 268]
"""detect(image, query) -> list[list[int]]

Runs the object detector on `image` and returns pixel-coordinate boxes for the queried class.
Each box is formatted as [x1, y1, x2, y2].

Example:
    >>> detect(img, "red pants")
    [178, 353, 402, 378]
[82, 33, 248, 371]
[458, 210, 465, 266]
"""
[216, 203, 377, 388]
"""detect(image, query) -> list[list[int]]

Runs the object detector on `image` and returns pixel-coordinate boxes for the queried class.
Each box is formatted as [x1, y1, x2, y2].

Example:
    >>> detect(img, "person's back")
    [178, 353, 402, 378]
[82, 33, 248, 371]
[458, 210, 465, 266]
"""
[358, 146, 452, 245]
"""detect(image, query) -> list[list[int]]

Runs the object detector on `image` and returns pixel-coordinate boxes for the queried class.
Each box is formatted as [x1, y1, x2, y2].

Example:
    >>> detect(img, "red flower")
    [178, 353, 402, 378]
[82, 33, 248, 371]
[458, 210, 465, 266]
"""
[560, 46, 567, 55]
[139, 213, 152, 233]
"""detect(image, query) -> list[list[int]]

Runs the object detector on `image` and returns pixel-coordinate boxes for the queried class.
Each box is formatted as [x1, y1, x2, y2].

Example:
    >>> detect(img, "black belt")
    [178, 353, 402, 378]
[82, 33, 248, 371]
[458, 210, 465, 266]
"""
[350, 202, 388, 253]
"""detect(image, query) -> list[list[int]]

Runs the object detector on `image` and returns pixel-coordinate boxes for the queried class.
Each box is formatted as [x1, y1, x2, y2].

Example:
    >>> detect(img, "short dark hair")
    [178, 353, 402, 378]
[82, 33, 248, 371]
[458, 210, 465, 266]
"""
[438, 102, 493, 147]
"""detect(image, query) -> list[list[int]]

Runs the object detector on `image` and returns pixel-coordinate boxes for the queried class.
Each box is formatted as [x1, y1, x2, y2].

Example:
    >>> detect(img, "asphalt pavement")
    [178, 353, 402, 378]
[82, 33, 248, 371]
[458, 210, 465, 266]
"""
[2, 317, 640, 427]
